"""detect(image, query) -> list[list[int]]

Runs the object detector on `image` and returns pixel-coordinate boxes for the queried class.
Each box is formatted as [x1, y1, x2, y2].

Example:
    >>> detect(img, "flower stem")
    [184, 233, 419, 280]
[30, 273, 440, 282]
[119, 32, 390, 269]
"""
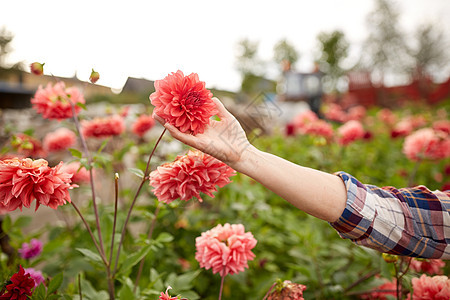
[78, 274, 83, 300]
[113, 129, 166, 276]
[218, 274, 226, 300]
[69, 100, 106, 259]
[109, 173, 120, 266]
[262, 282, 277, 300]
[408, 159, 422, 187]
[133, 204, 161, 292]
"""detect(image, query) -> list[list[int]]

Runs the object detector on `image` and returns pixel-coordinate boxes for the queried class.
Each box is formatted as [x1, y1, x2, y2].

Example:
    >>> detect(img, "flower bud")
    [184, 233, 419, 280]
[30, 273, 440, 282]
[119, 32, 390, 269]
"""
[382, 253, 399, 263]
[89, 69, 100, 84]
[30, 62, 44, 76]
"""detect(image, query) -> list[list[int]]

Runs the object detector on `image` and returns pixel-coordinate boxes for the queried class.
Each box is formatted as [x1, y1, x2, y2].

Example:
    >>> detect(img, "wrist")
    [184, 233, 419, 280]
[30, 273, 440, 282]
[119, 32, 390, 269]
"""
[229, 144, 260, 174]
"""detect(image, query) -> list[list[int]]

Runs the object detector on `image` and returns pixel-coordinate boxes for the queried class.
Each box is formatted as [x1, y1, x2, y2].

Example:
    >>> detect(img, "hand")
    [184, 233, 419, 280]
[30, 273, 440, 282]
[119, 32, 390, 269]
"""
[153, 98, 251, 168]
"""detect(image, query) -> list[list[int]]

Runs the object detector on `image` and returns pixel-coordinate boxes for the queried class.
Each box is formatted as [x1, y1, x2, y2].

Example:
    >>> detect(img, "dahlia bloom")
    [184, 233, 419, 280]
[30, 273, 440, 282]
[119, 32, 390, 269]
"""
[149, 150, 235, 203]
[292, 110, 318, 134]
[131, 114, 155, 137]
[0, 265, 35, 300]
[266, 280, 307, 300]
[81, 115, 125, 138]
[24, 268, 45, 287]
[0, 157, 74, 211]
[433, 120, 450, 135]
[403, 128, 450, 161]
[18, 239, 43, 259]
[31, 82, 85, 121]
[410, 259, 446, 275]
[150, 70, 217, 135]
[195, 223, 257, 277]
[159, 286, 181, 300]
[43, 128, 77, 152]
[347, 105, 366, 121]
[410, 275, 450, 300]
[337, 120, 365, 146]
[12, 134, 47, 158]
[303, 120, 334, 140]
[360, 280, 397, 300]
[377, 108, 397, 126]
[324, 103, 347, 123]
[60, 161, 92, 185]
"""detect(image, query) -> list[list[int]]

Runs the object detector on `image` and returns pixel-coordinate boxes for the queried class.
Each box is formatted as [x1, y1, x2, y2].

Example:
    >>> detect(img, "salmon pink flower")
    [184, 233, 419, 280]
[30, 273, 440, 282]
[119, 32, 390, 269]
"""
[266, 280, 307, 300]
[195, 223, 257, 277]
[324, 103, 347, 123]
[60, 161, 92, 185]
[149, 150, 235, 203]
[131, 114, 155, 137]
[31, 82, 85, 121]
[43, 128, 77, 152]
[303, 120, 334, 140]
[347, 105, 366, 121]
[11, 134, 47, 158]
[377, 108, 397, 126]
[0, 157, 74, 211]
[410, 275, 450, 300]
[30, 62, 44, 76]
[159, 286, 180, 300]
[360, 279, 397, 300]
[81, 115, 125, 138]
[24, 268, 45, 287]
[292, 110, 318, 133]
[0, 265, 35, 300]
[433, 120, 450, 135]
[337, 120, 364, 146]
[403, 128, 450, 161]
[18, 239, 43, 259]
[410, 258, 446, 275]
[150, 70, 217, 135]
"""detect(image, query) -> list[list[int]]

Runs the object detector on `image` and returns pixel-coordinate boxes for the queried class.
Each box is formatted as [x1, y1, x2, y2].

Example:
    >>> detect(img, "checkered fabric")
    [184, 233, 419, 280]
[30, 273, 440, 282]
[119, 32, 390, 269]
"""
[330, 172, 450, 259]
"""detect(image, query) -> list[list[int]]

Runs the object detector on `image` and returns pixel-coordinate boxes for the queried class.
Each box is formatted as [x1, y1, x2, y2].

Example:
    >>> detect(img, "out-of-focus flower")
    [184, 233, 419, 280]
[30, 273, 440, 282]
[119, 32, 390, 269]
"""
[433, 120, 450, 135]
[337, 120, 365, 146]
[347, 105, 366, 121]
[81, 115, 125, 138]
[303, 119, 334, 140]
[195, 223, 257, 277]
[43, 128, 76, 152]
[0, 265, 35, 300]
[24, 268, 45, 287]
[119, 106, 130, 118]
[31, 82, 85, 121]
[410, 258, 446, 275]
[441, 182, 450, 191]
[266, 280, 307, 300]
[11, 134, 47, 158]
[0, 158, 74, 211]
[177, 258, 191, 271]
[149, 150, 235, 204]
[18, 239, 43, 259]
[391, 119, 414, 138]
[30, 62, 44, 76]
[159, 286, 182, 300]
[285, 123, 295, 136]
[60, 161, 92, 185]
[360, 279, 397, 300]
[377, 108, 397, 126]
[150, 70, 217, 135]
[292, 110, 318, 133]
[324, 103, 347, 123]
[403, 128, 450, 161]
[410, 275, 450, 300]
[132, 114, 155, 137]
[89, 69, 100, 84]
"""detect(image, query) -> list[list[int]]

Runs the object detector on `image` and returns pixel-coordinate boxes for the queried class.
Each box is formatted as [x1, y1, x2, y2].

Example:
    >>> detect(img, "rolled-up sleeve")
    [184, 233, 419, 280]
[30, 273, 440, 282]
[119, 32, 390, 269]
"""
[330, 171, 450, 259]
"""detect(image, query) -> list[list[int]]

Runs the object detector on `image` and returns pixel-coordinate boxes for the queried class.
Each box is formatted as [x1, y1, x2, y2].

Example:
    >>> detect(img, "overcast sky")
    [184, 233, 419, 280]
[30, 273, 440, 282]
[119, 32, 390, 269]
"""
[1, 0, 449, 91]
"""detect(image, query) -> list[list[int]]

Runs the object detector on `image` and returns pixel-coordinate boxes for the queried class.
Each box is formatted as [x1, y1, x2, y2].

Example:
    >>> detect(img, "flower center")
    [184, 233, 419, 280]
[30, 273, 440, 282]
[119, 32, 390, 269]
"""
[184, 91, 203, 107]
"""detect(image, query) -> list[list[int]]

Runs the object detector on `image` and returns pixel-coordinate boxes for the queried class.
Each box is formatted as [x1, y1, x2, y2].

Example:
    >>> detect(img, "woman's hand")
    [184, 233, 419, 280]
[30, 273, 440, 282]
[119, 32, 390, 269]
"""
[153, 98, 251, 168]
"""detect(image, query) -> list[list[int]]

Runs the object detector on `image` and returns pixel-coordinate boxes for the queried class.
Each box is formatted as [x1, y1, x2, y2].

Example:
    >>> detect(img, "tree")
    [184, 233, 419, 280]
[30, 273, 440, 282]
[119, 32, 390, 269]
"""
[273, 39, 299, 71]
[0, 26, 14, 68]
[362, 0, 409, 84]
[316, 30, 349, 92]
[235, 38, 263, 77]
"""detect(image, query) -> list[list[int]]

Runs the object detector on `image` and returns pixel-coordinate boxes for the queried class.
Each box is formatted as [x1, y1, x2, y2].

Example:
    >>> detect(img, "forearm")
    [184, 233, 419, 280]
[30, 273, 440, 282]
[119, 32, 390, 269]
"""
[232, 146, 347, 222]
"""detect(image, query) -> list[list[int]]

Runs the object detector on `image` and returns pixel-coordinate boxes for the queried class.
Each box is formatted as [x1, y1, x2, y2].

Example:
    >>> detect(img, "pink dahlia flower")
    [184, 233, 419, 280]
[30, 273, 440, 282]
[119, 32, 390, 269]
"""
[81, 115, 125, 138]
[433, 120, 450, 135]
[158, 286, 181, 300]
[31, 82, 85, 121]
[0, 265, 35, 300]
[410, 259, 446, 275]
[410, 275, 450, 300]
[132, 114, 155, 137]
[292, 110, 318, 134]
[324, 103, 347, 123]
[266, 280, 307, 300]
[12, 134, 47, 158]
[303, 120, 334, 140]
[403, 128, 450, 161]
[377, 108, 397, 126]
[337, 120, 365, 146]
[18, 239, 43, 259]
[0, 158, 74, 211]
[195, 223, 257, 277]
[347, 105, 366, 121]
[24, 268, 45, 287]
[149, 150, 235, 203]
[43, 128, 77, 152]
[60, 161, 92, 185]
[150, 70, 218, 135]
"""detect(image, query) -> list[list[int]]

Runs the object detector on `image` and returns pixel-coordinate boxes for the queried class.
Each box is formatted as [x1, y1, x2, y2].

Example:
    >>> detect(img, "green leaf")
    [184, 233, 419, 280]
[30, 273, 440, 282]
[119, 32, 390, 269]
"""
[119, 244, 152, 275]
[76, 102, 87, 110]
[156, 232, 174, 243]
[13, 216, 32, 228]
[69, 148, 83, 159]
[1, 215, 12, 234]
[128, 168, 145, 178]
[97, 139, 109, 153]
[47, 273, 63, 295]
[118, 278, 135, 300]
[32, 283, 46, 300]
[76, 248, 103, 263]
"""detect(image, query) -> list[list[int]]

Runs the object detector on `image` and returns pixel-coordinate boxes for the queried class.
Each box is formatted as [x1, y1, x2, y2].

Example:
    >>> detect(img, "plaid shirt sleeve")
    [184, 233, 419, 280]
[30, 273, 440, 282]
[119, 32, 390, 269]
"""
[330, 171, 450, 259]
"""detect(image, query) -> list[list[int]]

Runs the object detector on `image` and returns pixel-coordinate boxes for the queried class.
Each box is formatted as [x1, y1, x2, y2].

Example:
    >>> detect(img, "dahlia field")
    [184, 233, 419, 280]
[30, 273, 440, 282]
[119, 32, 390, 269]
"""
[0, 67, 449, 299]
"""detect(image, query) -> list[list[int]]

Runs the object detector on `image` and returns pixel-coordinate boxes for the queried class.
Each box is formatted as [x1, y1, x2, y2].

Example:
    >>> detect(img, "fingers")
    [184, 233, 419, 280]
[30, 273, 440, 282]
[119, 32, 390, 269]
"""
[163, 123, 197, 148]
[152, 112, 165, 125]
[212, 97, 233, 120]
